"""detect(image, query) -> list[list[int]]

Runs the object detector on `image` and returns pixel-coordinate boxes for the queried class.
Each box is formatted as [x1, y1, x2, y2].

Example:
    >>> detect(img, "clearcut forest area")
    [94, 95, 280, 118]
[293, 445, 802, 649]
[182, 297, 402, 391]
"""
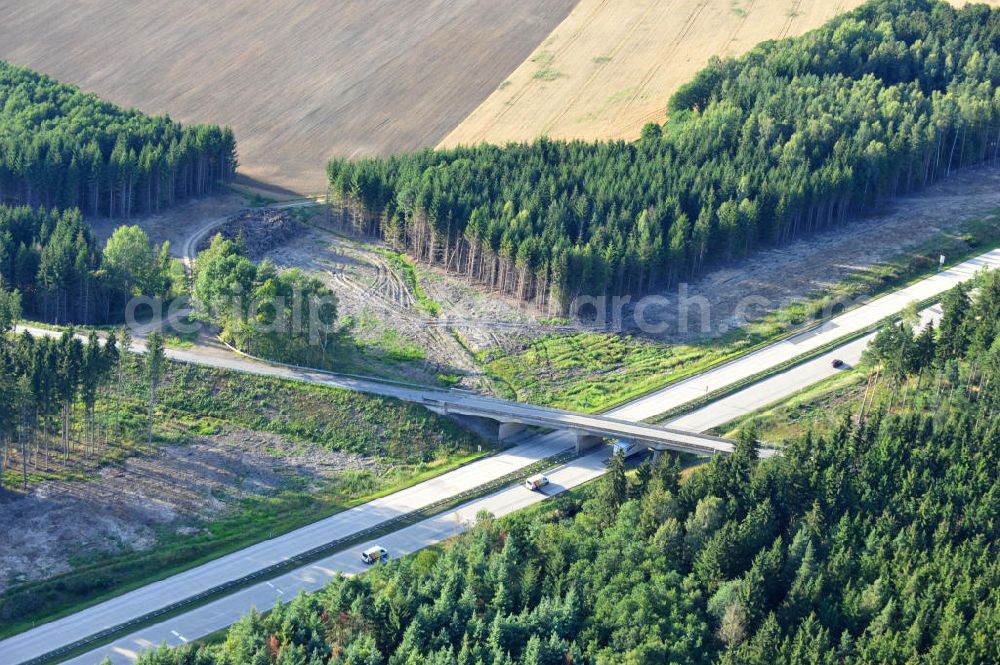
[264, 163, 1000, 399]
[0, 0, 576, 194]
[2, 0, 1000, 662]
[0, 355, 487, 634]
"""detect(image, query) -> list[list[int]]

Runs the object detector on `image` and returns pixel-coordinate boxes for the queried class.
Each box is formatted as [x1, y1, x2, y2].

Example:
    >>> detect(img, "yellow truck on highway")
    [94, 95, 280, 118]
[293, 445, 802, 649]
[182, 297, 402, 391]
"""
[362, 545, 389, 565]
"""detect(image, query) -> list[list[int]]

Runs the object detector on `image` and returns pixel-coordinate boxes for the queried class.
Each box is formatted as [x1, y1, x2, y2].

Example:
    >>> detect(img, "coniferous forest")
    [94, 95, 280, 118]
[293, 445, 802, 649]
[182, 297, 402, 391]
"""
[0, 205, 173, 324]
[0, 59, 239, 324]
[129, 270, 999, 664]
[0, 60, 237, 217]
[328, 0, 1000, 311]
[0, 326, 168, 493]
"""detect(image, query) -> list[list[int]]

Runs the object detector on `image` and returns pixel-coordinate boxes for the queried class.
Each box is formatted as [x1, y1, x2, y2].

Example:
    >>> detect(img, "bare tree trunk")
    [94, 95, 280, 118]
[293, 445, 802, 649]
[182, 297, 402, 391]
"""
[62, 401, 70, 464]
[946, 127, 960, 177]
[20, 401, 29, 490]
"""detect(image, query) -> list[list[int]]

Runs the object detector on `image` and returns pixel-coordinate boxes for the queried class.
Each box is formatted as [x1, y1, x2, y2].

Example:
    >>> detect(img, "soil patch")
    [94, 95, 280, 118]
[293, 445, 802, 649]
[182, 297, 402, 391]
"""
[632, 165, 1000, 340]
[86, 195, 248, 253]
[0, 429, 376, 592]
[268, 225, 552, 389]
[268, 165, 1000, 381]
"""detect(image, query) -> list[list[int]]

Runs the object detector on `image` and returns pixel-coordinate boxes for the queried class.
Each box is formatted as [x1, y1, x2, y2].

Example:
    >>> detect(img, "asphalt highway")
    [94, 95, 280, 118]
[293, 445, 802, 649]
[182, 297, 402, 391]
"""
[610, 250, 999, 422]
[5, 247, 998, 664]
[56, 295, 954, 665]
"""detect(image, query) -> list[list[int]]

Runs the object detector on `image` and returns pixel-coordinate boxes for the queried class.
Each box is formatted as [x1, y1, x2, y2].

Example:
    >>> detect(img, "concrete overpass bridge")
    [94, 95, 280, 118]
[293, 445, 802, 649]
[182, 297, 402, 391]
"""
[419, 394, 737, 457]
[16, 323, 736, 457]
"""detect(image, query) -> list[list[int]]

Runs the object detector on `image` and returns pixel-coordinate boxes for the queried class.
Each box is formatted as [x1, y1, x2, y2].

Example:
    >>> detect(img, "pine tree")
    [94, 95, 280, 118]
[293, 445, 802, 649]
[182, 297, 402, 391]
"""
[598, 451, 628, 525]
[144, 332, 166, 445]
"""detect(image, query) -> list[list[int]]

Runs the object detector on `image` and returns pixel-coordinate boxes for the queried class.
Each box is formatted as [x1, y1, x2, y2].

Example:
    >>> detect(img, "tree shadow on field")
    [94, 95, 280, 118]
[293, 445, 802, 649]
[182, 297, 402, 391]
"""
[234, 173, 308, 201]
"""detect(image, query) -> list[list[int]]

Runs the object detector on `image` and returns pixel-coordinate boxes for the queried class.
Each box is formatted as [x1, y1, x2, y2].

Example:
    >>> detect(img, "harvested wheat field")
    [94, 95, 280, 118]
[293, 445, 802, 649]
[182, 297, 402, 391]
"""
[0, 0, 576, 194]
[441, 0, 999, 148]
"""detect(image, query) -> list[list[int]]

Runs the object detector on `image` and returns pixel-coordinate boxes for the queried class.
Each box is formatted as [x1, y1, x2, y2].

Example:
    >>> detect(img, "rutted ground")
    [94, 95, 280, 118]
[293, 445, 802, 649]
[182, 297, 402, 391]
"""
[0, 0, 577, 193]
[77, 163, 1000, 400]
[267, 225, 544, 390]
[441, 0, 999, 148]
[259, 166, 1000, 400]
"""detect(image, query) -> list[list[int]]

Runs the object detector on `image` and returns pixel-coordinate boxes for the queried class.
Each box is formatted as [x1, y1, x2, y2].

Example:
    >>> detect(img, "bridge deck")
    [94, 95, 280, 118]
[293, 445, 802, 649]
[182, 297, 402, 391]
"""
[421, 394, 736, 457]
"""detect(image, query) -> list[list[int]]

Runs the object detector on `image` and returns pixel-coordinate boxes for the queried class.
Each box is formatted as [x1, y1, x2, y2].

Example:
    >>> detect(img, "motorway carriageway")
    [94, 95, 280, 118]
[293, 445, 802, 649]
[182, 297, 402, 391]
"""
[6, 246, 1000, 664]
[61, 299, 949, 664]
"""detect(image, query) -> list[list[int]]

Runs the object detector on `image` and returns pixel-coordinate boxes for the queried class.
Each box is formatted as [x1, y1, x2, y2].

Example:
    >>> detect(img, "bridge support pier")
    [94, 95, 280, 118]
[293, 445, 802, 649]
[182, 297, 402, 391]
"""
[575, 433, 604, 455]
[498, 422, 528, 443]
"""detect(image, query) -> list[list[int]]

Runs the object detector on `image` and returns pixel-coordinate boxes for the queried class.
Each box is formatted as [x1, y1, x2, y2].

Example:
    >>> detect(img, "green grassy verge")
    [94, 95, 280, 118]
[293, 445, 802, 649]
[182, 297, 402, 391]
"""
[484, 210, 1000, 413]
[711, 357, 977, 444]
[713, 368, 871, 442]
[155, 363, 481, 459]
[483, 332, 745, 411]
[646, 285, 948, 428]
[339, 311, 427, 365]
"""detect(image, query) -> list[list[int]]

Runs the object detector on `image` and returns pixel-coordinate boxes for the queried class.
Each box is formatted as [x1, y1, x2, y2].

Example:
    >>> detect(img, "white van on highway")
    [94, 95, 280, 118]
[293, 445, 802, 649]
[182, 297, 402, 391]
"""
[612, 439, 643, 459]
[524, 474, 549, 491]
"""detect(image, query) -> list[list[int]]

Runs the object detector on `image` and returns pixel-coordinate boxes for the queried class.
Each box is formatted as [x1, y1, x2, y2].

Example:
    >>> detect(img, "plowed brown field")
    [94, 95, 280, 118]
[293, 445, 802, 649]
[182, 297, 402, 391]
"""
[0, 0, 576, 194]
[441, 0, 999, 148]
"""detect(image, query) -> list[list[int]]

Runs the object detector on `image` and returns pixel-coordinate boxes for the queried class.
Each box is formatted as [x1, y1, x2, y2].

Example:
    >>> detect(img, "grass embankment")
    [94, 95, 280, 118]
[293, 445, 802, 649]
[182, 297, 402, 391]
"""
[339, 311, 427, 366]
[713, 356, 983, 445]
[714, 369, 871, 442]
[709, 257, 997, 442]
[484, 211, 1000, 413]
[0, 361, 487, 639]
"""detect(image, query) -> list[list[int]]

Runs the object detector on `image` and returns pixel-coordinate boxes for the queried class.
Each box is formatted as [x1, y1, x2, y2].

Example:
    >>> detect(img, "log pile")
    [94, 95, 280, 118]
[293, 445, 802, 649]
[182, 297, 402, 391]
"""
[199, 209, 300, 257]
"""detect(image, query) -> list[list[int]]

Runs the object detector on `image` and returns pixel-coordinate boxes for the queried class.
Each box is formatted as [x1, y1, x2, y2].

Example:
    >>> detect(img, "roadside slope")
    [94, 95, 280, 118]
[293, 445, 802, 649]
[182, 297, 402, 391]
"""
[6, 246, 1000, 665]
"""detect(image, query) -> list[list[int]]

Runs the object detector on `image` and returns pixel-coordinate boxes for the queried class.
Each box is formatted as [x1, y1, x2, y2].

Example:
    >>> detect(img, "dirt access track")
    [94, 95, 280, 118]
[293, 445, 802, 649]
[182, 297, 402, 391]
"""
[441, 0, 1000, 147]
[0, 0, 576, 194]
